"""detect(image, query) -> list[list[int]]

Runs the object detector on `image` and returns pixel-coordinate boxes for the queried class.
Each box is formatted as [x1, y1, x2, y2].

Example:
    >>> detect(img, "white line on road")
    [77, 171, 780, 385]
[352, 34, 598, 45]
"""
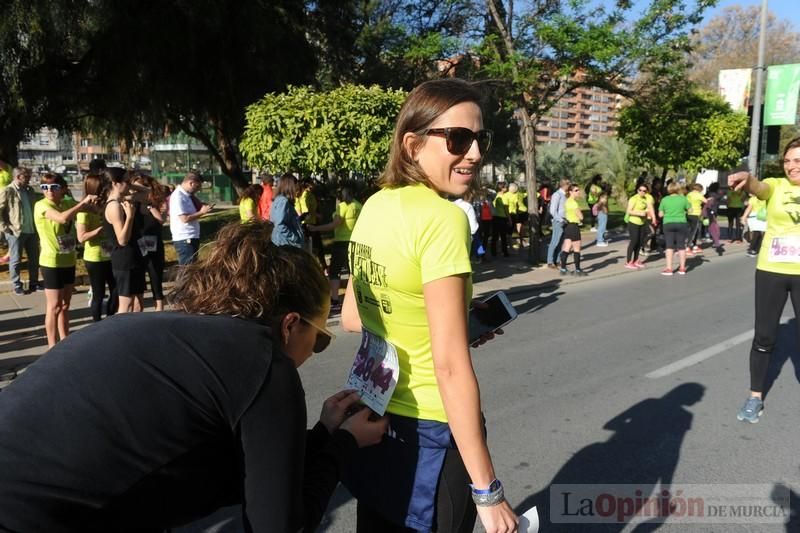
[646, 317, 792, 379]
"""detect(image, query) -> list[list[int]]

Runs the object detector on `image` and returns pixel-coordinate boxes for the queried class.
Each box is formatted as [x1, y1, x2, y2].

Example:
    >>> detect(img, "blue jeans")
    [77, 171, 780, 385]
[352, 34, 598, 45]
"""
[5, 232, 39, 290]
[596, 211, 608, 244]
[173, 238, 200, 266]
[547, 220, 565, 265]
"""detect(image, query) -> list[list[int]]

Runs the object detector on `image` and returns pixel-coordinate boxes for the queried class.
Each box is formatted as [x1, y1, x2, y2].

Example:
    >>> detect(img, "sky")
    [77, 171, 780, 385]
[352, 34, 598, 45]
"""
[704, 0, 800, 31]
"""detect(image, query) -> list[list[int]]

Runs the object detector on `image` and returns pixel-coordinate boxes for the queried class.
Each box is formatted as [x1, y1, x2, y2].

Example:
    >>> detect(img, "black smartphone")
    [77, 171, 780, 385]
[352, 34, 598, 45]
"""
[468, 291, 518, 343]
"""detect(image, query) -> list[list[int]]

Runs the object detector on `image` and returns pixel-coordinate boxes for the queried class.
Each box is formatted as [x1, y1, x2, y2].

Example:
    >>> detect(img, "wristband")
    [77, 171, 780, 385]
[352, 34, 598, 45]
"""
[470, 479, 505, 507]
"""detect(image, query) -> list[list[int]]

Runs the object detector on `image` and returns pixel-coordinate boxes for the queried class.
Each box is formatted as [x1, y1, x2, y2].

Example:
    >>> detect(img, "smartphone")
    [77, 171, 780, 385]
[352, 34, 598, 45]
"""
[468, 291, 518, 343]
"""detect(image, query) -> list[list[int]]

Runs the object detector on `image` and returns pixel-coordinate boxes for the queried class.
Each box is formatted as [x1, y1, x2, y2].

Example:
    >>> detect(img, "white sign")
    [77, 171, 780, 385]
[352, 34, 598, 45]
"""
[345, 330, 399, 415]
[519, 506, 540, 533]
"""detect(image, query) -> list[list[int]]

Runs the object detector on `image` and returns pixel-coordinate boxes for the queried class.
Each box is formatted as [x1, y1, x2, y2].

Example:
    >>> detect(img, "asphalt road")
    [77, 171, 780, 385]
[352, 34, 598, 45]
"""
[182, 251, 800, 532]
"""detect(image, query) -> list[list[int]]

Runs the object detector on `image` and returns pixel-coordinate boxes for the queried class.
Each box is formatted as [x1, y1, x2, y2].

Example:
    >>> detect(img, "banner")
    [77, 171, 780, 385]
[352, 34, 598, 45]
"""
[718, 69, 751, 112]
[764, 63, 800, 126]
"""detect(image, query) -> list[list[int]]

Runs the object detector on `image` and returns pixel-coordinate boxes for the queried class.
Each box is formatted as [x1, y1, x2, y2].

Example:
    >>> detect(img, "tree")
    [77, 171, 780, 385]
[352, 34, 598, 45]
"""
[584, 137, 642, 206]
[689, 5, 800, 91]
[479, 0, 714, 264]
[618, 86, 748, 176]
[240, 85, 406, 178]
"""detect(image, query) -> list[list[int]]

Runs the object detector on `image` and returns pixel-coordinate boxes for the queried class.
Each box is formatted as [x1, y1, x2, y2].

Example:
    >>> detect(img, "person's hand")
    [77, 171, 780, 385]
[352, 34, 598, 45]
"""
[476, 500, 519, 533]
[121, 200, 134, 218]
[728, 171, 751, 192]
[82, 194, 98, 205]
[319, 390, 361, 434]
[340, 407, 388, 447]
[469, 299, 505, 348]
[199, 203, 213, 215]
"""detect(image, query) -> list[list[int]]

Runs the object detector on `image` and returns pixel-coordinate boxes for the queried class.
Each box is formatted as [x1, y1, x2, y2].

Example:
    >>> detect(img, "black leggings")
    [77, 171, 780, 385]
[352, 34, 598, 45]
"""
[749, 270, 800, 392]
[355, 446, 476, 533]
[143, 250, 165, 301]
[627, 223, 647, 262]
[687, 215, 700, 247]
[491, 217, 509, 256]
[85, 260, 118, 322]
[727, 208, 743, 240]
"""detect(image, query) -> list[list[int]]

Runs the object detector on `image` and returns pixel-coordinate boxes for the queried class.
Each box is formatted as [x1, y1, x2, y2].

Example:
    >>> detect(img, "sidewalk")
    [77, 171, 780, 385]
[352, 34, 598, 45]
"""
[0, 230, 750, 388]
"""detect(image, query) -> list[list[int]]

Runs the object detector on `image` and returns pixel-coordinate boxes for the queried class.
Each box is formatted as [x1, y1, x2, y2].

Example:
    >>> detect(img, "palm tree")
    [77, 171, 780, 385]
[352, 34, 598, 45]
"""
[585, 137, 643, 206]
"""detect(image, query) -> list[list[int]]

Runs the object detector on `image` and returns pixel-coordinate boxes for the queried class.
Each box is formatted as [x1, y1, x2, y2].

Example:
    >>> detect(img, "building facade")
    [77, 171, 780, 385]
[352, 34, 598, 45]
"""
[17, 128, 76, 171]
[535, 86, 624, 149]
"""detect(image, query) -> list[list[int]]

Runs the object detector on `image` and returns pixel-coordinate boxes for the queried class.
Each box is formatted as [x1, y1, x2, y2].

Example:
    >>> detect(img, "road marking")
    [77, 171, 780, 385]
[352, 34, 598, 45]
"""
[646, 317, 792, 379]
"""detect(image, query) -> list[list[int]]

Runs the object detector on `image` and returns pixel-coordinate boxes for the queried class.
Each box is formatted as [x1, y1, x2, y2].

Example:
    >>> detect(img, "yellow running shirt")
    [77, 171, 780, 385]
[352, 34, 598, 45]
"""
[76, 211, 111, 263]
[565, 197, 581, 224]
[297, 190, 318, 224]
[687, 191, 705, 216]
[239, 197, 256, 222]
[35, 197, 78, 268]
[348, 185, 472, 423]
[757, 177, 800, 276]
[626, 196, 648, 226]
[333, 199, 362, 242]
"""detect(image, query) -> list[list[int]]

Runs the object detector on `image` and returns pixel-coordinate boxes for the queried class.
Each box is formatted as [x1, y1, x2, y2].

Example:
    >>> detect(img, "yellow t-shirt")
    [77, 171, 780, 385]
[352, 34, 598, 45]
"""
[626, 195, 648, 226]
[757, 178, 800, 275]
[239, 197, 256, 222]
[517, 191, 528, 212]
[687, 191, 705, 216]
[76, 211, 111, 263]
[565, 197, 581, 224]
[492, 194, 508, 217]
[333, 200, 362, 242]
[35, 197, 78, 268]
[349, 185, 472, 423]
[297, 190, 318, 224]
[505, 192, 519, 215]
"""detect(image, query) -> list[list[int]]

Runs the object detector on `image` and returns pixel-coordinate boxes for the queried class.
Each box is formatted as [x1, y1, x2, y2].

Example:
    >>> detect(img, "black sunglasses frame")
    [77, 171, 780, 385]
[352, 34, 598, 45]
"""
[424, 127, 493, 156]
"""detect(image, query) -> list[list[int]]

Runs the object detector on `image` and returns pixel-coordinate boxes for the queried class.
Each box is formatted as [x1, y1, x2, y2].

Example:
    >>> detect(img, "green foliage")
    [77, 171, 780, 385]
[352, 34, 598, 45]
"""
[535, 145, 577, 184]
[618, 87, 748, 173]
[241, 85, 406, 177]
[584, 136, 644, 204]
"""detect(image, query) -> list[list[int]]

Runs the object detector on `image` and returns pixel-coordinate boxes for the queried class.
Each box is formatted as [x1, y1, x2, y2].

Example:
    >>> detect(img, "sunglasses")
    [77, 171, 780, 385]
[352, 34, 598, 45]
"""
[424, 127, 493, 156]
[40, 183, 62, 192]
[301, 316, 336, 353]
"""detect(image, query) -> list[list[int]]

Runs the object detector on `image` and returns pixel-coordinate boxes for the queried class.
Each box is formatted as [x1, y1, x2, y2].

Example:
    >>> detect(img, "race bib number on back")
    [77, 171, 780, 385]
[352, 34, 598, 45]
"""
[345, 330, 399, 415]
[137, 235, 158, 256]
[768, 237, 800, 263]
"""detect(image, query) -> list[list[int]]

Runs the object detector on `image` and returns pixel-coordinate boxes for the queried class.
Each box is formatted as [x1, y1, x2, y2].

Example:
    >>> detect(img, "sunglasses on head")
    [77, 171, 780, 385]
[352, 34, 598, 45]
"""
[300, 316, 336, 353]
[424, 127, 493, 156]
[40, 183, 62, 192]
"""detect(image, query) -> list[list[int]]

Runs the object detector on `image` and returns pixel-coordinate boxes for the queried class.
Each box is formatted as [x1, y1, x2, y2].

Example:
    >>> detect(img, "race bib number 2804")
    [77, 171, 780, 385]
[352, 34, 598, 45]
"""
[345, 330, 399, 415]
[768, 237, 800, 263]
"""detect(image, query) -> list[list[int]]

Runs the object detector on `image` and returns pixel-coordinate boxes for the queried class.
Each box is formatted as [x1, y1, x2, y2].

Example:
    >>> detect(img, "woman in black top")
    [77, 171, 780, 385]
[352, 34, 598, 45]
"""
[132, 173, 166, 311]
[0, 221, 387, 532]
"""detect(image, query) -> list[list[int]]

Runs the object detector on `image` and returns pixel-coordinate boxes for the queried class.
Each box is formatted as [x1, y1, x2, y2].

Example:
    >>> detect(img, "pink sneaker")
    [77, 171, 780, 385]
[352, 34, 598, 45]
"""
[634, 260, 646, 269]
[0, 255, 9, 265]
[625, 262, 638, 270]
[660, 268, 673, 276]
[678, 267, 687, 275]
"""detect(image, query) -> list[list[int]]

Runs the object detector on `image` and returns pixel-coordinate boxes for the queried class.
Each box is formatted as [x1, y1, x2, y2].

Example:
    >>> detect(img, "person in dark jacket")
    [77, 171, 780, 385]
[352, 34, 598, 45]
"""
[0, 221, 387, 532]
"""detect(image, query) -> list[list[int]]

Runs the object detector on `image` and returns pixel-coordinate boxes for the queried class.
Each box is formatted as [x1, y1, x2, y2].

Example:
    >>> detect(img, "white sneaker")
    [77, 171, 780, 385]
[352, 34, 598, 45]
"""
[596, 242, 609, 247]
[589, 227, 597, 232]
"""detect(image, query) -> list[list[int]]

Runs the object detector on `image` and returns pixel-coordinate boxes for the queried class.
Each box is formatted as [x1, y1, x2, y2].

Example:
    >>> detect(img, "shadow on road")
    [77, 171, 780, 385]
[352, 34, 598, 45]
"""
[762, 319, 800, 401]
[771, 483, 799, 532]
[514, 383, 705, 532]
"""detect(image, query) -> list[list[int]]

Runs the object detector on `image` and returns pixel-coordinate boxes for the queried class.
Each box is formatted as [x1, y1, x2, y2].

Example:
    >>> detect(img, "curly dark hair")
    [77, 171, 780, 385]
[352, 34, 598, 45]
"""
[169, 221, 328, 325]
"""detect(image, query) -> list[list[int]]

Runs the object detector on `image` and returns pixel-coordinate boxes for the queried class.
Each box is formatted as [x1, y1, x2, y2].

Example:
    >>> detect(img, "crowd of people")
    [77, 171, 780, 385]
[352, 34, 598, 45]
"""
[0, 72, 798, 529]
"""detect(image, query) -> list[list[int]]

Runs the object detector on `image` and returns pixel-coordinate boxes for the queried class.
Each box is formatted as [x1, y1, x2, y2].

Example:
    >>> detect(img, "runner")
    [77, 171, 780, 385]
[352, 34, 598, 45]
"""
[625, 184, 650, 269]
[594, 191, 609, 247]
[585, 174, 602, 231]
[742, 194, 767, 258]
[728, 137, 800, 423]
[726, 187, 745, 242]
[686, 183, 706, 255]
[560, 184, 587, 276]
[34, 173, 97, 347]
[491, 182, 511, 257]
[704, 183, 724, 255]
[340, 78, 517, 533]
[238, 183, 263, 223]
[132, 174, 167, 311]
[657, 182, 690, 276]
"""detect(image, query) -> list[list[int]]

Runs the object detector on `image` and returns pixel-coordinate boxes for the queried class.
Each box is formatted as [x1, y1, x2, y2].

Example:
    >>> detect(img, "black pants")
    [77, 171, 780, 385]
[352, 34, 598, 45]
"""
[727, 208, 743, 240]
[626, 223, 647, 262]
[143, 249, 165, 301]
[687, 215, 700, 247]
[491, 217, 509, 256]
[749, 270, 800, 392]
[355, 446, 476, 533]
[748, 231, 764, 254]
[479, 219, 492, 254]
[85, 260, 118, 322]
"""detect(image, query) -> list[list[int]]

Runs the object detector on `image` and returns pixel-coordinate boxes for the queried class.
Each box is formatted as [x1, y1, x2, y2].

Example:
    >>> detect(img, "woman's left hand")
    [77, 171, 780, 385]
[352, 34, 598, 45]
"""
[319, 390, 361, 434]
[469, 299, 505, 348]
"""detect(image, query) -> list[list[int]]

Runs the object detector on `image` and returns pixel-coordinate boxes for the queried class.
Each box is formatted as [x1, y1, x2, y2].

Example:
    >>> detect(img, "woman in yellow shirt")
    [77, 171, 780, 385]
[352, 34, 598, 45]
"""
[341, 79, 517, 533]
[559, 184, 586, 275]
[238, 184, 262, 223]
[35, 173, 97, 347]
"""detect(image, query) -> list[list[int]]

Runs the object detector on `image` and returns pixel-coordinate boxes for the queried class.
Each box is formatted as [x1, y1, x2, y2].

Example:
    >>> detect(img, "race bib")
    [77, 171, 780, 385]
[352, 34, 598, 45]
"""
[768, 237, 800, 263]
[137, 235, 158, 256]
[100, 239, 113, 259]
[56, 235, 76, 254]
[345, 330, 399, 415]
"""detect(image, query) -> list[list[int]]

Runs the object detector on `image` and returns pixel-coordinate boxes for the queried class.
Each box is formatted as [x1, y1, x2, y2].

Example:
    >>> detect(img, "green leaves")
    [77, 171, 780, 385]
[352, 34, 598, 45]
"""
[241, 84, 406, 177]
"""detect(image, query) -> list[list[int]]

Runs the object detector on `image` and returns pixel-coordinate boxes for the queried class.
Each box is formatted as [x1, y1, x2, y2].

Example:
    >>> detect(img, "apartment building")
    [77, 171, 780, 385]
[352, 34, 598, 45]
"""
[535, 86, 624, 148]
[17, 128, 76, 171]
